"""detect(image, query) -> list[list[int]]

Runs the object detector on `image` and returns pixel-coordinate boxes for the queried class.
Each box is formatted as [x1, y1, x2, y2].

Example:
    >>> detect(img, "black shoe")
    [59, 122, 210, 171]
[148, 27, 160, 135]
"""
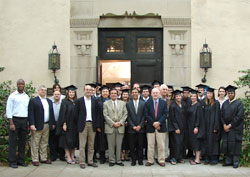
[223, 163, 232, 166]
[131, 161, 136, 166]
[17, 162, 28, 167]
[100, 160, 106, 164]
[116, 162, 124, 166]
[138, 161, 143, 165]
[9, 163, 18, 168]
[109, 162, 115, 167]
[233, 163, 239, 168]
[60, 157, 66, 161]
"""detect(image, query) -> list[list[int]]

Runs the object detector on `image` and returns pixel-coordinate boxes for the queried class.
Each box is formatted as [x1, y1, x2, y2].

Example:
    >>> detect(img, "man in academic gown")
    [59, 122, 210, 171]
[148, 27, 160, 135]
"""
[221, 85, 244, 168]
[181, 86, 193, 158]
[196, 84, 207, 103]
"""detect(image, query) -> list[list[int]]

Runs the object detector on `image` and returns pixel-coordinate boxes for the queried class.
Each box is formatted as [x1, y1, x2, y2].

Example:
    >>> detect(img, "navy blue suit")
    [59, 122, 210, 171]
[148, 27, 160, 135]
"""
[144, 98, 168, 133]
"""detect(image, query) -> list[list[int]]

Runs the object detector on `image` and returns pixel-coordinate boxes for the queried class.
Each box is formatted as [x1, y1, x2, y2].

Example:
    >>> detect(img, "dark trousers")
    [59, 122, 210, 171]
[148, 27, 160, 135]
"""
[225, 154, 240, 164]
[8, 117, 27, 165]
[128, 133, 144, 162]
[49, 129, 65, 161]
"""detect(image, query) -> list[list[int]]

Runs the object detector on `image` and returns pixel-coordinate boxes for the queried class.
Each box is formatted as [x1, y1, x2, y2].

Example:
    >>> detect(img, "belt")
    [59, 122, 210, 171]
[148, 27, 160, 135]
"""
[13, 116, 27, 119]
[86, 120, 92, 122]
[44, 121, 49, 124]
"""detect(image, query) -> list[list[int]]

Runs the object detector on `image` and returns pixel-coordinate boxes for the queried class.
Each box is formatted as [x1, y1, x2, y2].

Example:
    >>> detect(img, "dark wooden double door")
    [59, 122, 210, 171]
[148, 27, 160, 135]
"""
[98, 28, 163, 85]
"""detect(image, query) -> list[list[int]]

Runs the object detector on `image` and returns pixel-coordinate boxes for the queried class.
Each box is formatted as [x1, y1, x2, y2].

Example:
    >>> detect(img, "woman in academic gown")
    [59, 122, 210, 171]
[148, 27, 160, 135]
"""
[187, 89, 205, 164]
[121, 89, 130, 161]
[95, 85, 110, 164]
[56, 85, 78, 164]
[201, 87, 221, 165]
[169, 90, 186, 165]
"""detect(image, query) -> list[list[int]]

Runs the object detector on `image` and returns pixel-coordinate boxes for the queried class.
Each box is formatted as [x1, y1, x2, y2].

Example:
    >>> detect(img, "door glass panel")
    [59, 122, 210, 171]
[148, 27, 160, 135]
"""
[106, 38, 124, 53]
[137, 38, 155, 53]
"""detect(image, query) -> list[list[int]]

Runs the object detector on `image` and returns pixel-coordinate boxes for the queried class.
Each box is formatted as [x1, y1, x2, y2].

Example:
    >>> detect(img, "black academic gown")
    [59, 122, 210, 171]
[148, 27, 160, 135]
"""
[201, 100, 221, 157]
[182, 97, 192, 149]
[95, 97, 108, 152]
[56, 99, 77, 149]
[221, 99, 244, 156]
[187, 102, 204, 151]
[169, 101, 185, 160]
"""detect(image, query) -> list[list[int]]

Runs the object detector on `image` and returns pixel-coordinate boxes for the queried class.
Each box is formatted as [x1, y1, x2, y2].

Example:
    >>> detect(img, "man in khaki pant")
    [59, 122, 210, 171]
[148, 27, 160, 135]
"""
[28, 85, 56, 166]
[103, 88, 127, 167]
[144, 88, 168, 167]
[75, 84, 100, 169]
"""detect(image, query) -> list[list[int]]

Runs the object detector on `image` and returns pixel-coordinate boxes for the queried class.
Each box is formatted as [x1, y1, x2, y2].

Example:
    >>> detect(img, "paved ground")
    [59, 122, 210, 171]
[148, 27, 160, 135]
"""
[0, 159, 249, 177]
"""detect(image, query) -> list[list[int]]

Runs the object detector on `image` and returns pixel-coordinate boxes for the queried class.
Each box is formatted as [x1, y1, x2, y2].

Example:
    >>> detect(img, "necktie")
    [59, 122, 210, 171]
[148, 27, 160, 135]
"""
[155, 100, 158, 120]
[135, 100, 138, 114]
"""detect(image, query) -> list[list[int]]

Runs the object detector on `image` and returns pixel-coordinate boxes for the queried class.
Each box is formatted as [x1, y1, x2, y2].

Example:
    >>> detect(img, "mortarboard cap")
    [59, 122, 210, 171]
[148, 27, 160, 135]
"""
[167, 85, 174, 90]
[190, 89, 199, 94]
[207, 87, 216, 92]
[195, 84, 207, 89]
[225, 85, 238, 92]
[181, 86, 191, 92]
[64, 85, 78, 91]
[95, 82, 102, 87]
[140, 85, 152, 91]
[173, 89, 183, 95]
[113, 82, 124, 87]
[85, 83, 96, 88]
[121, 89, 130, 93]
[99, 85, 110, 91]
[152, 80, 162, 86]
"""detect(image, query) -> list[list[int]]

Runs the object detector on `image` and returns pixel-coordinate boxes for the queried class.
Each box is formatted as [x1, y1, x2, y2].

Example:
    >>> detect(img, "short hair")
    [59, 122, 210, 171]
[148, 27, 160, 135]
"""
[218, 87, 227, 97]
[38, 85, 46, 91]
[110, 88, 118, 94]
[16, 79, 25, 85]
[53, 83, 61, 92]
[160, 84, 168, 91]
[132, 88, 139, 93]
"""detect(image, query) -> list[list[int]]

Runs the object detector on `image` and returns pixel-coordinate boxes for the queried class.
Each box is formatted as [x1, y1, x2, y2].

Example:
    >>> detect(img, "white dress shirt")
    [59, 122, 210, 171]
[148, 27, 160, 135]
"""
[84, 96, 92, 121]
[39, 96, 49, 123]
[6, 90, 30, 118]
[133, 99, 139, 113]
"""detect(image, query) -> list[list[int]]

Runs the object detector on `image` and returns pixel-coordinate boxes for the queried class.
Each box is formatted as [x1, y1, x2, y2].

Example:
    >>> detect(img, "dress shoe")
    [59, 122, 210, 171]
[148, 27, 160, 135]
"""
[40, 160, 52, 164]
[131, 161, 136, 166]
[32, 161, 39, 166]
[159, 162, 165, 167]
[109, 162, 115, 167]
[17, 162, 28, 167]
[233, 163, 239, 168]
[145, 162, 154, 166]
[138, 161, 143, 165]
[100, 159, 106, 164]
[9, 163, 18, 168]
[116, 162, 124, 166]
[80, 164, 86, 169]
[88, 163, 98, 167]
[60, 157, 66, 161]
[223, 163, 232, 166]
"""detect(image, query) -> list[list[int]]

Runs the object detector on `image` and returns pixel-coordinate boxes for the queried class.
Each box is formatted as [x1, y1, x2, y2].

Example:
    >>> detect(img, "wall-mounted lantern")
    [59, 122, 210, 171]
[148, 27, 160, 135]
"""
[200, 42, 212, 83]
[48, 42, 60, 84]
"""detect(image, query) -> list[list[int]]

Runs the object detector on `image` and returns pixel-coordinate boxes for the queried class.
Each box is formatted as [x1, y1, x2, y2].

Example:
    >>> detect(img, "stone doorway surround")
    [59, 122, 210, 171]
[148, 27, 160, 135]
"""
[70, 12, 191, 96]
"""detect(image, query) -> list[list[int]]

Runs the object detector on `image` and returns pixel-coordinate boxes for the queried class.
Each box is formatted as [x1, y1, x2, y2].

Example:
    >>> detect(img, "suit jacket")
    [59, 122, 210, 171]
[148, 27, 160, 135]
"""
[28, 96, 55, 131]
[144, 98, 168, 133]
[103, 99, 127, 134]
[126, 99, 145, 133]
[75, 96, 100, 133]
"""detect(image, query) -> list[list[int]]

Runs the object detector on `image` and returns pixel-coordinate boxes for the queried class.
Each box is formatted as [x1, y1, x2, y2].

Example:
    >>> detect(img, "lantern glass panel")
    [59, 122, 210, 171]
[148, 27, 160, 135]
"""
[200, 52, 212, 68]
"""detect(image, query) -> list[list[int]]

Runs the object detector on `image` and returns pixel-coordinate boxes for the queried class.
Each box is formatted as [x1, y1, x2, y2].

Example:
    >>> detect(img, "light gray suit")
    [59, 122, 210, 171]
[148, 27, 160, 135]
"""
[103, 99, 127, 163]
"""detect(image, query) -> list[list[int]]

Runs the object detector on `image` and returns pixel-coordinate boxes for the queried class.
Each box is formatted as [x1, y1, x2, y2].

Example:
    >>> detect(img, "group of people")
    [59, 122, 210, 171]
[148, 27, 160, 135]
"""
[6, 79, 244, 169]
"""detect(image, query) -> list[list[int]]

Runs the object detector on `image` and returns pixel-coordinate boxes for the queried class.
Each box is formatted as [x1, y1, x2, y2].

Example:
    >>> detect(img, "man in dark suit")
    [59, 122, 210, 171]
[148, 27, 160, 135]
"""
[144, 88, 168, 167]
[75, 84, 100, 169]
[28, 85, 56, 166]
[126, 88, 145, 166]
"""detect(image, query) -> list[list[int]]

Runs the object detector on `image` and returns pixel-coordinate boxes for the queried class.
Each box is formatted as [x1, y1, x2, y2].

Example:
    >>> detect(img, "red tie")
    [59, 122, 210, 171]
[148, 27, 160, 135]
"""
[155, 100, 158, 120]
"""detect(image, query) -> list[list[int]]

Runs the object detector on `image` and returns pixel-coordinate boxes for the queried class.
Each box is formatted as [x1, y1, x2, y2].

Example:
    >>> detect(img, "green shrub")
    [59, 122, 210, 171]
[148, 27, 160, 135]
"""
[234, 69, 250, 167]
